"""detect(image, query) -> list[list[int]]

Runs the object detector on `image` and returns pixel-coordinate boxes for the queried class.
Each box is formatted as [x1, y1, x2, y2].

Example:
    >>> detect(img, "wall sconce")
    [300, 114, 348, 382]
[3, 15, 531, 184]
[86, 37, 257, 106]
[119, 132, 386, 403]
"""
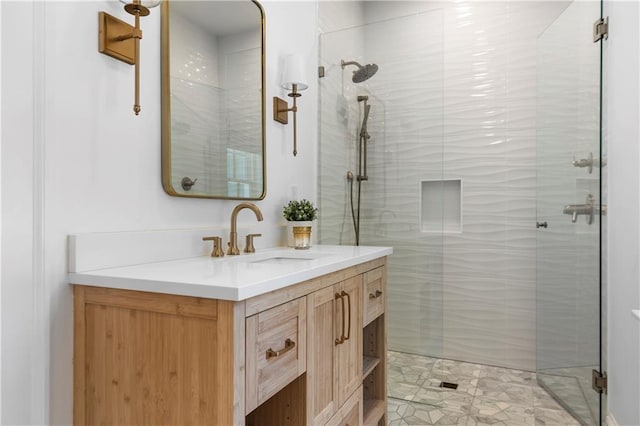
[273, 54, 308, 156]
[98, 0, 161, 115]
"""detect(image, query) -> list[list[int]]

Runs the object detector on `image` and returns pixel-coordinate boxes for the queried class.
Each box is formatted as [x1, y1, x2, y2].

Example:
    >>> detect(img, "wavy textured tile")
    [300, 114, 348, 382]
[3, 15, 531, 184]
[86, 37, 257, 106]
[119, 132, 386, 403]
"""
[318, 2, 600, 397]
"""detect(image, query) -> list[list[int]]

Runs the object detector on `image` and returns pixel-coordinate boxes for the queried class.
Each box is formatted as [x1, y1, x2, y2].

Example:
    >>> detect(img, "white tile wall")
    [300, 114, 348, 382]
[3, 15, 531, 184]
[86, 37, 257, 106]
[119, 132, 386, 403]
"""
[318, 0, 600, 372]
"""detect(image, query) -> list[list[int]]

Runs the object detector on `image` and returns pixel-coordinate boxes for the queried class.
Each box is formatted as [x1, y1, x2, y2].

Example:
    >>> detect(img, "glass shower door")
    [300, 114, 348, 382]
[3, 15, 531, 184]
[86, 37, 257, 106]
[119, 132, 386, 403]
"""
[318, 9, 445, 359]
[535, 1, 603, 425]
[318, 9, 446, 404]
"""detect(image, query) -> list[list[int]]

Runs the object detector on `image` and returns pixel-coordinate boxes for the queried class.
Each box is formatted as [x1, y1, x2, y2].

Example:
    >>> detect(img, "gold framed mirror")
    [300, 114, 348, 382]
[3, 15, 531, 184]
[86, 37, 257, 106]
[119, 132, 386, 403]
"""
[161, 0, 266, 199]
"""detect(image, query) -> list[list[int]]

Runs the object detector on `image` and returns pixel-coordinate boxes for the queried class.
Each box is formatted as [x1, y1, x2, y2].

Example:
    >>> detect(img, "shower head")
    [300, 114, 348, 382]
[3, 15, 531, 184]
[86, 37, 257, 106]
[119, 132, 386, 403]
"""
[353, 64, 378, 83]
[341, 60, 379, 83]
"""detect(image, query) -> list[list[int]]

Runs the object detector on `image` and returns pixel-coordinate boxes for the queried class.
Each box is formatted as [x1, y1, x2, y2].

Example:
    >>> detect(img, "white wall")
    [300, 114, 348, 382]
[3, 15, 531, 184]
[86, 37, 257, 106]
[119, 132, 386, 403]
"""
[605, 1, 640, 425]
[1, 0, 318, 424]
[1, 2, 45, 423]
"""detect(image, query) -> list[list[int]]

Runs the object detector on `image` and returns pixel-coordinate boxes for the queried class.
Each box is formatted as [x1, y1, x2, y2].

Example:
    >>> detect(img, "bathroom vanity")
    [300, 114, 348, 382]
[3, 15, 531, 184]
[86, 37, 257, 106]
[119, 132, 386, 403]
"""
[70, 241, 391, 425]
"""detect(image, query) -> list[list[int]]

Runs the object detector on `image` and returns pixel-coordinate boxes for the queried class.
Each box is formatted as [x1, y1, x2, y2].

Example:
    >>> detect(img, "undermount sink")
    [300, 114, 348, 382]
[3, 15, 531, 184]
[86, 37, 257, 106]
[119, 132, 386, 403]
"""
[228, 249, 335, 264]
[251, 255, 322, 264]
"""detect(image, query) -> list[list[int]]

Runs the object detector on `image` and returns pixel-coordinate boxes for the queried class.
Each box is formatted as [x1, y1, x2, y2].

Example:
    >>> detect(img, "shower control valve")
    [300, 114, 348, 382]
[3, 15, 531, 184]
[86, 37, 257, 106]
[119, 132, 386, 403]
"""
[572, 152, 594, 174]
[572, 152, 606, 174]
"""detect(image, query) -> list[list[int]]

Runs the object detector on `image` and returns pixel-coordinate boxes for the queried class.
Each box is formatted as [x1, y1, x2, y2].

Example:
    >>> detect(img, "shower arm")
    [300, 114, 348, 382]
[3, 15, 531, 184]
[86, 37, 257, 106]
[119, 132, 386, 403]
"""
[341, 60, 363, 69]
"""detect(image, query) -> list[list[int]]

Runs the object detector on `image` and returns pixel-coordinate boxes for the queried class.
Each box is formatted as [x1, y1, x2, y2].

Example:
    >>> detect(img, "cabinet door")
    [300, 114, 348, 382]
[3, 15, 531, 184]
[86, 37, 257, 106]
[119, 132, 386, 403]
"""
[74, 287, 236, 426]
[336, 275, 363, 408]
[326, 385, 363, 426]
[307, 285, 340, 425]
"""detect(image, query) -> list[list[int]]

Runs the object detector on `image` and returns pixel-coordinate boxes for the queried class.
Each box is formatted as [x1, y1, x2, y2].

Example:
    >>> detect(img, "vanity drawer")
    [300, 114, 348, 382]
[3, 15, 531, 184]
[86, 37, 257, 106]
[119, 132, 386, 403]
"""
[245, 297, 307, 413]
[363, 267, 385, 326]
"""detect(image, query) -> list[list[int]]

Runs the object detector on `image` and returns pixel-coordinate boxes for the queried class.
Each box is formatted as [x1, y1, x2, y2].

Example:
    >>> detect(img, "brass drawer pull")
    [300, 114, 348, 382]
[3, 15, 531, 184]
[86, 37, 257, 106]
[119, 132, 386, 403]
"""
[335, 292, 345, 345]
[369, 290, 382, 299]
[266, 338, 296, 359]
[342, 290, 351, 341]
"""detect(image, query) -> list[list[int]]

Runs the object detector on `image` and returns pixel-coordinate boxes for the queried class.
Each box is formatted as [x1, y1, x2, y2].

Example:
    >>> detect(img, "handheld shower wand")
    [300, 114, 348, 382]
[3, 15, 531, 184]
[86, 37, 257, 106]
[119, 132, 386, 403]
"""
[357, 97, 371, 182]
[346, 96, 374, 246]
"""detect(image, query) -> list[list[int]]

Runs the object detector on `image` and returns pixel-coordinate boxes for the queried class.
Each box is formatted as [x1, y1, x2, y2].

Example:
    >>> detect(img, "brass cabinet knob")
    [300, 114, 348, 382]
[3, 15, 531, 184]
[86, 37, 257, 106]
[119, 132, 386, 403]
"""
[369, 290, 383, 299]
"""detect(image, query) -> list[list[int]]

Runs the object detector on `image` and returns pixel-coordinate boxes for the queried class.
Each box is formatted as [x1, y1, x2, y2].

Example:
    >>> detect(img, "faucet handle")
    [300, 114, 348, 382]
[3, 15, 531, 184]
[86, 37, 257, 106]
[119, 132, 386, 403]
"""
[244, 233, 262, 254]
[203, 236, 225, 258]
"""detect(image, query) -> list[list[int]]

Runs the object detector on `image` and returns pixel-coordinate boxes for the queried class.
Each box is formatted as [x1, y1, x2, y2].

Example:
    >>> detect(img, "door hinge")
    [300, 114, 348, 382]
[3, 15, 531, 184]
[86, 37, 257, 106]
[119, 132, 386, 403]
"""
[318, 66, 325, 78]
[593, 17, 609, 43]
[592, 369, 608, 394]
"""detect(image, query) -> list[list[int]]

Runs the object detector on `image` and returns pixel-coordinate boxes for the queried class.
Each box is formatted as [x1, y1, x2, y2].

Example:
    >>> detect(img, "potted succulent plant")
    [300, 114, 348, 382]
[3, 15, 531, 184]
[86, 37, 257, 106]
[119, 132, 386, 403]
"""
[283, 199, 318, 249]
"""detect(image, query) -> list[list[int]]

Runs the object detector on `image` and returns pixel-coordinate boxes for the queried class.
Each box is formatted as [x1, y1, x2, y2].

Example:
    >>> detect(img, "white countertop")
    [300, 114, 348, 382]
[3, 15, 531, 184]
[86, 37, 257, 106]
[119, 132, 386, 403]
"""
[69, 245, 392, 301]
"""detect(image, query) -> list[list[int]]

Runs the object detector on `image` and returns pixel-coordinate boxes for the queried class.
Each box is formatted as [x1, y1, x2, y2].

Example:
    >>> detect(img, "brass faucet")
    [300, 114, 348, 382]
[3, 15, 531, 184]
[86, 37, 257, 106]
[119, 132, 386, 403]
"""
[228, 202, 263, 255]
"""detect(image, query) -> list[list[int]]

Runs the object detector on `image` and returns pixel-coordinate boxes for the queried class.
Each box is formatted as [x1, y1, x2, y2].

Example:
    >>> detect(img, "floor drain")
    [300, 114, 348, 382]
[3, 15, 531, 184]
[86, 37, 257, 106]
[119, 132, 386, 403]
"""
[439, 381, 459, 390]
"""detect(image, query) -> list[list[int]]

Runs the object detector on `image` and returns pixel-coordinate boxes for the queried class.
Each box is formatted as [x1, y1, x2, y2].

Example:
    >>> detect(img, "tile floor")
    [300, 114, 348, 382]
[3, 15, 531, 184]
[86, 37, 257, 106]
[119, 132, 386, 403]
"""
[387, 351, 583, 425]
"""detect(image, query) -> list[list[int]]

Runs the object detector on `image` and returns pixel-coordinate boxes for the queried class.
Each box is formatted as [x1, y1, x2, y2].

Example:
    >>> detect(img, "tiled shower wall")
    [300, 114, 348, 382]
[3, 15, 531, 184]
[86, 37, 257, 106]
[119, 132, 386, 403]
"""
[318, 1, 591, 372]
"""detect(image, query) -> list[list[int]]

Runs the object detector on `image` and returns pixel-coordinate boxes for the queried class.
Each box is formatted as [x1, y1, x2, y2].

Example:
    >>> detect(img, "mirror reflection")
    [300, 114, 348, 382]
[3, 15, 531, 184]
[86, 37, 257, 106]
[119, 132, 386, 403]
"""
[162, 0, 265, 199]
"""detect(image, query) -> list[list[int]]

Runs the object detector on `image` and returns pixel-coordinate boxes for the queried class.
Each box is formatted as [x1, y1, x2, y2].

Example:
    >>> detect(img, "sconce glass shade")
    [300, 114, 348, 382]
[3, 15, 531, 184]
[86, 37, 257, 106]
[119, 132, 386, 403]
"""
[281, 54, 308, 91]
[119, 0, 161, 8]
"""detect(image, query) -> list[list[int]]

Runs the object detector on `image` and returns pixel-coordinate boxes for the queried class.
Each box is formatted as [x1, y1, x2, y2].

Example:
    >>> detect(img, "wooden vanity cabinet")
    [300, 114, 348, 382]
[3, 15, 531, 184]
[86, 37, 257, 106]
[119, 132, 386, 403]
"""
[73, 257, 387, 426]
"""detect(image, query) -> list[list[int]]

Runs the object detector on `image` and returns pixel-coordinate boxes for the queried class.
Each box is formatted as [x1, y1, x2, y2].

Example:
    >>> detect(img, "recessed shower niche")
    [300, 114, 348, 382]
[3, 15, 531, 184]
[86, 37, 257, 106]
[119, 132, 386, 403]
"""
[420, 179, 462, 233]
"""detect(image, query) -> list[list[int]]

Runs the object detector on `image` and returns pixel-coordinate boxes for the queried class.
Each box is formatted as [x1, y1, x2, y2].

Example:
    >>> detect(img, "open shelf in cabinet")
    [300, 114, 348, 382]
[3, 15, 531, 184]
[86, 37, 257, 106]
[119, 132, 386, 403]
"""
[363, 355, 380, 380]
[362, 313, 386, 425]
